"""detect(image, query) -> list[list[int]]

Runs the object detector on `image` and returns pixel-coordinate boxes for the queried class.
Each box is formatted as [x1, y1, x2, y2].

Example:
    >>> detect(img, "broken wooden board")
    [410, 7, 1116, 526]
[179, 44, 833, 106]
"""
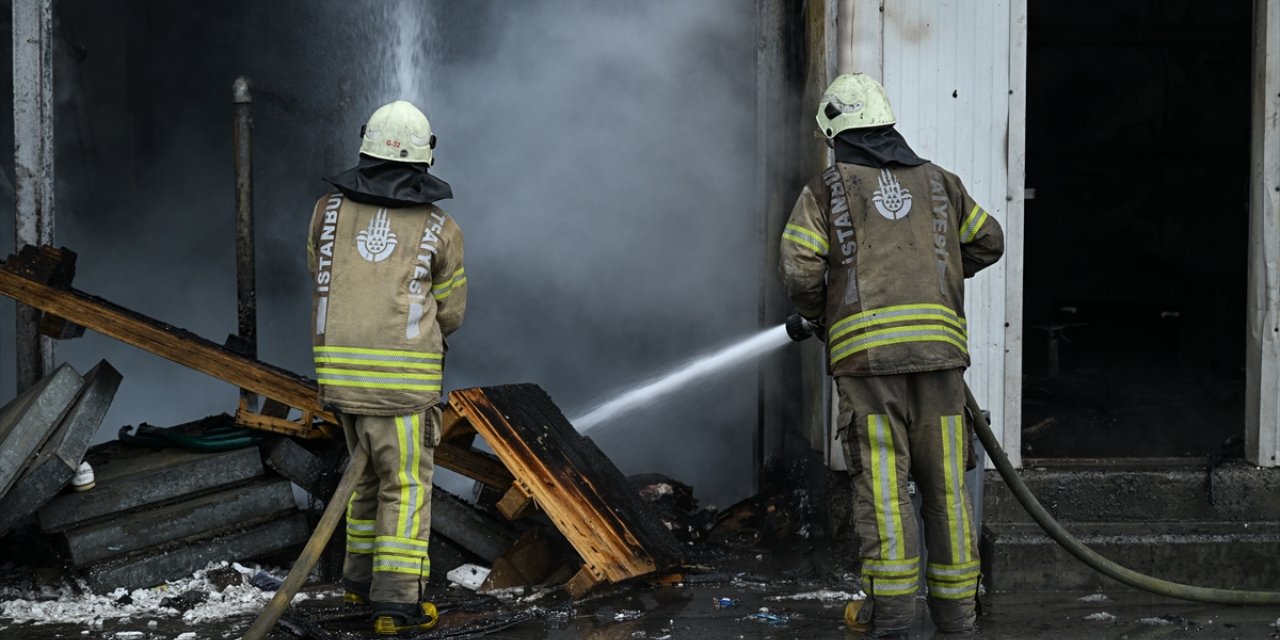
[446, 385, 683, 597]
[0, 245, 510, 488]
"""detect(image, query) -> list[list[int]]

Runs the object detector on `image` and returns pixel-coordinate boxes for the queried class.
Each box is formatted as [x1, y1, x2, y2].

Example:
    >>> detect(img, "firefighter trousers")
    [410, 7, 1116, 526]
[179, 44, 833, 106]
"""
[836, 368, 979, 633]
[340, 407, 441, 604]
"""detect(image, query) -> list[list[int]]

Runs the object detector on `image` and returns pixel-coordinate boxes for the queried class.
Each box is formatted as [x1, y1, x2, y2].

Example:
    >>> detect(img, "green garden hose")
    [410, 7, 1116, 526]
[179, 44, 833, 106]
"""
[965, 385, 1280, 606]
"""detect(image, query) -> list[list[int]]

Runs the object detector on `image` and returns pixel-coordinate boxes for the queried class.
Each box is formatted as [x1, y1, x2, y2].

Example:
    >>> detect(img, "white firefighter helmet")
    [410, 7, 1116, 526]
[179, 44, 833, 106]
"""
[359, 100, 436, 165]
[815, 73, 896, 139]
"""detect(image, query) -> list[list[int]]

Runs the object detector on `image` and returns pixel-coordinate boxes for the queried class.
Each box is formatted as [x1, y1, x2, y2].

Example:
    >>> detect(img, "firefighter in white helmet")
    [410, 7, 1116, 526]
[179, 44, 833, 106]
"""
[779, 73, 1003, 638]
[307, 99, 466, 635]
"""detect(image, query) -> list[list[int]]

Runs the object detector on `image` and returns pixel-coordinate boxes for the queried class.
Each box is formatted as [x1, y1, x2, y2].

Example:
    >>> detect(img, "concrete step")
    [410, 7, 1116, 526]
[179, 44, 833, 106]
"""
[982, 460, 1280, 524]
[0, 361, 122, 535]
[981, 521, 1280, 593]
[0, 364, 84, 500]
[79, 511, 309, 592]
[59, 477, 297, 565]
[38, 445, 264, 531]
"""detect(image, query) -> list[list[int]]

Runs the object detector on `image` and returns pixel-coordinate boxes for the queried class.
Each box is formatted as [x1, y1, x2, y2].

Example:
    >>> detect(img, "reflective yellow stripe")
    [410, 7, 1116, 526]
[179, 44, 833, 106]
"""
[831, 324, 968, 365]
[314, 357, 442, 370]
[783, 223, 829, 255]
[867, 414, 905, 560]
[830, 303, 966, 339]
[960, 204, 989, 243]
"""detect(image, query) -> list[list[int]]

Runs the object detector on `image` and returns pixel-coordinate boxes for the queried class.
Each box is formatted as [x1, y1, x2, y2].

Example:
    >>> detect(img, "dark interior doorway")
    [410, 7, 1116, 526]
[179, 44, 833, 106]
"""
[1022, 1, 1253, 459]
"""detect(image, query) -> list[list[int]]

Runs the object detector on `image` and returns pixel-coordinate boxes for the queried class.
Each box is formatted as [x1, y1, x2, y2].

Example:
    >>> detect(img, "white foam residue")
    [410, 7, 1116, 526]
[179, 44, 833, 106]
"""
[0, 561, 329, 627]
[1084, 612, 1117, 622]
[1139, 617, 1175, 626]
[767, 589, 865, 602]
[1077, 593, 1110, 602]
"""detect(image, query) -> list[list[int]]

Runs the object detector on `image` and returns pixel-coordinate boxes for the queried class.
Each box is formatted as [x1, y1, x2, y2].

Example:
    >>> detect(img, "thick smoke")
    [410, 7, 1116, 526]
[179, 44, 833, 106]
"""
[3, 0, 761, 505]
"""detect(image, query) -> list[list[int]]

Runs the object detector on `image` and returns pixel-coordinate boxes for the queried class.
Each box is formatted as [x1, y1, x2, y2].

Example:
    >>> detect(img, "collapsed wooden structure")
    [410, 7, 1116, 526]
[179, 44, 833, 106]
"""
[0, 245, 681, 596]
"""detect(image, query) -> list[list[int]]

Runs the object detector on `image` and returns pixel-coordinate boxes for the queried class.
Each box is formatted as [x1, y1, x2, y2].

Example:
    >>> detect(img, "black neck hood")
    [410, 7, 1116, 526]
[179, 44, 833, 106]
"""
[833, 126, 927, 168]
[324, 155, 453, 208]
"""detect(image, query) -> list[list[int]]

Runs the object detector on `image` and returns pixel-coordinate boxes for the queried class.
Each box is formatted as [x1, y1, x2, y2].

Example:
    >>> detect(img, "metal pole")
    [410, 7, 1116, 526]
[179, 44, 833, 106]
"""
[232, 77, 258, 409]
[13, 0, 56, 392]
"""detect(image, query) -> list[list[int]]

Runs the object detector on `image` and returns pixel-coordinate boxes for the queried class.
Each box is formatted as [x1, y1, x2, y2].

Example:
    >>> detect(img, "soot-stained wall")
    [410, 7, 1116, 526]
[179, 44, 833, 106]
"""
[1, 1, 763, 505]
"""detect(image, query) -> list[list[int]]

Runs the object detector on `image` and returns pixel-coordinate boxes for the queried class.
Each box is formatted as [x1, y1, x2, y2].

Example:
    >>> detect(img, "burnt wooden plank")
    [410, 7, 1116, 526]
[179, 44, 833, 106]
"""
[449, 385, 681, 590]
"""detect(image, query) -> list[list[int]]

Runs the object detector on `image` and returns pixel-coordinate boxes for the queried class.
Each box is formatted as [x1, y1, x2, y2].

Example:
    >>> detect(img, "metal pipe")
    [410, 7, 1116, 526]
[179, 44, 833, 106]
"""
[232, 77, 257, 408]
[12, 0, 56, 391]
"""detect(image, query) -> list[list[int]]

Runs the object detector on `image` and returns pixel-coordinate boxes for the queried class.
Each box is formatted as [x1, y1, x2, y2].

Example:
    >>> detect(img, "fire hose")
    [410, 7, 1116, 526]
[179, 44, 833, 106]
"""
[786, 314, 1280, 606]
[242, 447, 369, 640]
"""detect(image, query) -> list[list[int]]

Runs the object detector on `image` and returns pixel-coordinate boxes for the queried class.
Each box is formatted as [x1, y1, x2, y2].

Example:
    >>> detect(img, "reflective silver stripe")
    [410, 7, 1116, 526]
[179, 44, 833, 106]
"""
[864, 558, 920, 576]
[871, 415, 901, 559]
[313, 348, 442, 364]
[315, 298, 328, 336]
[928, 581, 978, 599]
[373, 558, 429, 571]
[347, 540, 375, 552]
[374, 539, 429, 557]
[347, 522, 376, 533]
[943, 415, 971, 563]
[870, 576, 919, 596]
[926, 561, 981, 579]
[318, 372, 441, 384]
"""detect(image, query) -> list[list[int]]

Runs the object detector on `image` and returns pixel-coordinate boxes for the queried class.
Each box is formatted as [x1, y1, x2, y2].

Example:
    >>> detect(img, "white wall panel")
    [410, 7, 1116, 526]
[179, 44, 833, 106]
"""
[881, 0, 1019, 465]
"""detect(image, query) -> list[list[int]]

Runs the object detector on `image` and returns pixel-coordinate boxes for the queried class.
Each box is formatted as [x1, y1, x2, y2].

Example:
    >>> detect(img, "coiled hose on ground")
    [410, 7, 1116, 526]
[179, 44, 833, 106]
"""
[964, 385, 1280, 606]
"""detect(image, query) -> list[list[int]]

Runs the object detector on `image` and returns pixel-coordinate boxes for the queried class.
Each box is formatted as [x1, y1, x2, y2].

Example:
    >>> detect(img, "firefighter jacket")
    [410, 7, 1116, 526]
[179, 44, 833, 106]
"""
[779, 162, 1003, 377]
[308, 192, 466, 415]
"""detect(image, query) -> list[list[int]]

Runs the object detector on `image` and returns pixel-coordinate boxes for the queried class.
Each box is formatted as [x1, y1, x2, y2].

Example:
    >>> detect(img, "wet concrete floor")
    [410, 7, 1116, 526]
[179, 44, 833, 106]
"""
[5, 581, 1278, 640]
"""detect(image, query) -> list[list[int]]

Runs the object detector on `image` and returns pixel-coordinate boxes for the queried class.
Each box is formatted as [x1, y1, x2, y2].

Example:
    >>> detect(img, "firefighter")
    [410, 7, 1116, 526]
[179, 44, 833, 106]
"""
[307, 99, 466, 635]
[778, 73, 1003, 638]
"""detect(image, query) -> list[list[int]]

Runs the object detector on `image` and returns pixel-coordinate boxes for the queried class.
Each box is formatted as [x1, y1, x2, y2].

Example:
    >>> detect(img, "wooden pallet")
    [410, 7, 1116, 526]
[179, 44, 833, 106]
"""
[445, 385, 683, 596]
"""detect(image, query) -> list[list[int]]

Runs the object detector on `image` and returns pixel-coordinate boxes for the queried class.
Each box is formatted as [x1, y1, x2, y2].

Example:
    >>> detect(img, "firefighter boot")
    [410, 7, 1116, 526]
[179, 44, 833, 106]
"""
[848, 597, 910, 639]
[928, 596, 977, 636]
[342, 578, 371, 606]
[372, 601, 439, 635]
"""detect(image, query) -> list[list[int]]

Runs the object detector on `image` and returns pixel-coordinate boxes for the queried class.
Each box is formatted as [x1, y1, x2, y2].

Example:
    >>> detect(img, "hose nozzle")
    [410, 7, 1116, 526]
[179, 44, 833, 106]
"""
[785, 313, 816, 342]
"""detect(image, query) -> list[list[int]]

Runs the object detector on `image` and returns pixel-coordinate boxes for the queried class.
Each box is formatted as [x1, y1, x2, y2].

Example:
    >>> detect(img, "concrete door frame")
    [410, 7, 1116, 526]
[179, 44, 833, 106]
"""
[1246, 0, 1280, 468]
